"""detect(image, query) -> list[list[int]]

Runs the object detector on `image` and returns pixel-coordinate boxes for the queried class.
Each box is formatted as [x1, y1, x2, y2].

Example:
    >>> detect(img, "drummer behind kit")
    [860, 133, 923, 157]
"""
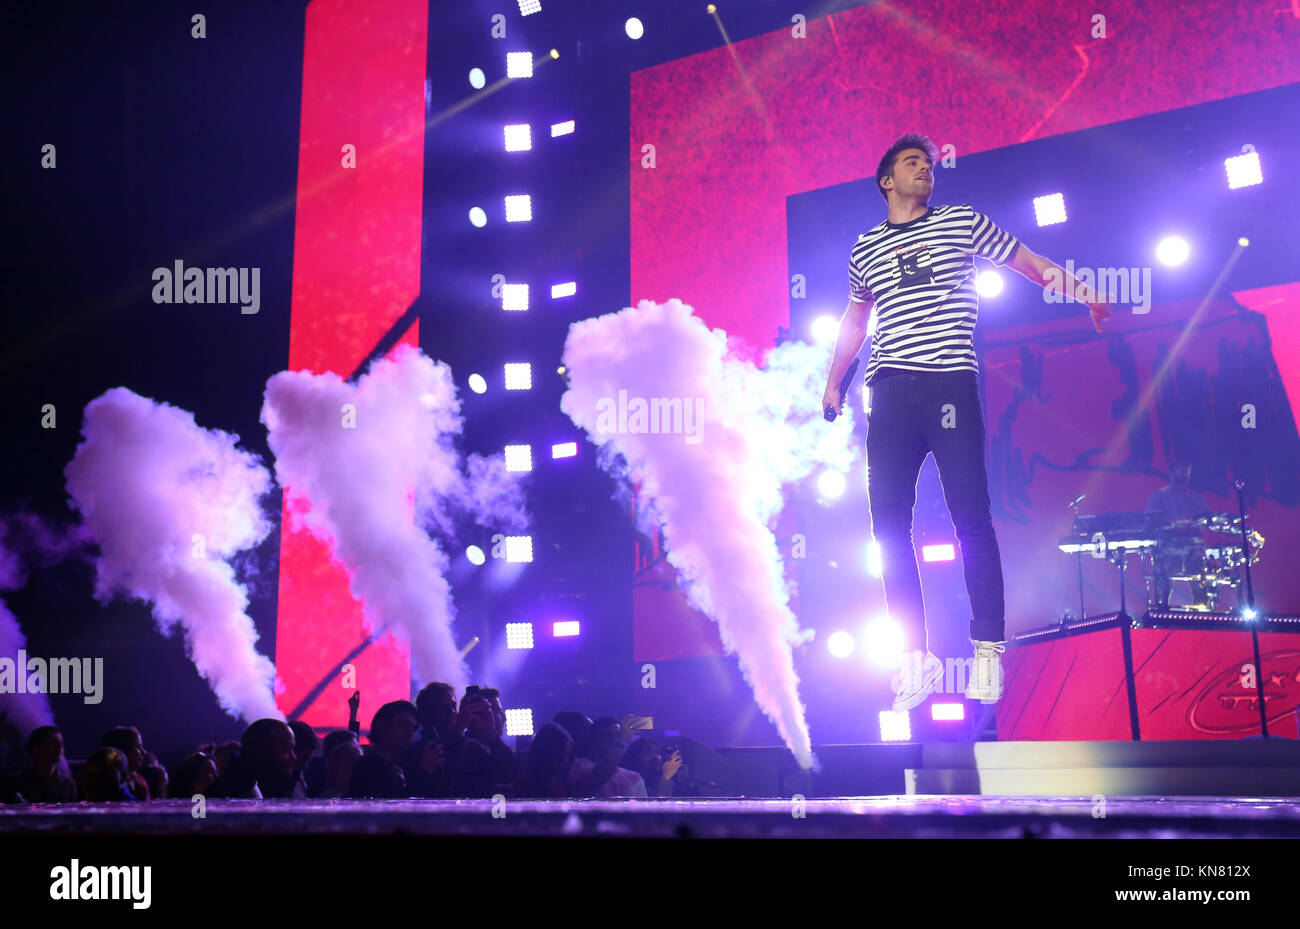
[1145, 460, 1211, 609]
[1057, 464, 1265, 612]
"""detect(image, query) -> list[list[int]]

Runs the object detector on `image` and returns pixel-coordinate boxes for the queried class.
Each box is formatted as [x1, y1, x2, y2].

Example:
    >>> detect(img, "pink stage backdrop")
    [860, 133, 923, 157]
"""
[629, 2, 1300, 657]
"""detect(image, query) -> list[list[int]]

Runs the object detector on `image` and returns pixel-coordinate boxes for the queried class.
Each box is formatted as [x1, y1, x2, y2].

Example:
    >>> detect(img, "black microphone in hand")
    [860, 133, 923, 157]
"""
[823, 357, 860, 422]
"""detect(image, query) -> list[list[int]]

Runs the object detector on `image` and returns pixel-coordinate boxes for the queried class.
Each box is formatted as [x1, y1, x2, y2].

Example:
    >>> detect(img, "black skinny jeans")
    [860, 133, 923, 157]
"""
[865, 368, 1005, 648]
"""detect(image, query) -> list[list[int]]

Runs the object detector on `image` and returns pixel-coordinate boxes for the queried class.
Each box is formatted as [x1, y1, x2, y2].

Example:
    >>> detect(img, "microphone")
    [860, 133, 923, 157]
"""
[1067, 493, 1086, 509]
[824, 357, 861, 422]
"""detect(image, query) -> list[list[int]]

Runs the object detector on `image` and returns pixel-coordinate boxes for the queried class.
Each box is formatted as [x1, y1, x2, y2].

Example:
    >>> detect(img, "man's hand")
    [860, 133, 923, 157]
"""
[821, 384, 843, 418]
[1085, 295, 1112, 332]
[465, 699, 497, 741]
[456, 696, 491, 738]
[418, 741, 445, 775]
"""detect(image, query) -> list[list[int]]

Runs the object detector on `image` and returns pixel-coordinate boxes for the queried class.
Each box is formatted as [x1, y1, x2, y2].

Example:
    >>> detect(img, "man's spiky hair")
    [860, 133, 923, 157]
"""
[875, 134, 939, 200]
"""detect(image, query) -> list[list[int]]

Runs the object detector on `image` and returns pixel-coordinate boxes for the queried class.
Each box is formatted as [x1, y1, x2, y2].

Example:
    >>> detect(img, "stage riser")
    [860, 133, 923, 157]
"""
[998, 623, 1300, 740]
[909, 767, 1300, 797]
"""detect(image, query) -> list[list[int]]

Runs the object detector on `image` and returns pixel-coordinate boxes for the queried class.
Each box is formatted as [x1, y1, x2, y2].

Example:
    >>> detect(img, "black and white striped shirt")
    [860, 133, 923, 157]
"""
[848, 204, 1019, 383]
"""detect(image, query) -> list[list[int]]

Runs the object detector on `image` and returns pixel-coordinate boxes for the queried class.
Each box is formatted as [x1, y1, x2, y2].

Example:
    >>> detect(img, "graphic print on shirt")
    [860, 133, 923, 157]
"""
[892, 241, 934, 289]
[846, 205, 1021, 384]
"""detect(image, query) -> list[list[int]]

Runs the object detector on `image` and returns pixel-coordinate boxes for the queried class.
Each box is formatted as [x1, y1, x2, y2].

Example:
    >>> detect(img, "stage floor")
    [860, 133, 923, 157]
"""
[4, 796, 1298, 838]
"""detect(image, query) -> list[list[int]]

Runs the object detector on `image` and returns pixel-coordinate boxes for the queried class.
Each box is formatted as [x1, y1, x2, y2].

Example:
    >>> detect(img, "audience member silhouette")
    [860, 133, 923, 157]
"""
[405, 683, 492, 798]
[569, 717, 646, 797]
[207, 719, 298, 799]
[80, 747, 135, 802]
[349, 701, 424, 799]
[513, 723, 572, 798]
[170, 752, 219, 799]
[622, 737, 682, 797]
[100, 726, 151, 801]
[1, 725, 77, 803]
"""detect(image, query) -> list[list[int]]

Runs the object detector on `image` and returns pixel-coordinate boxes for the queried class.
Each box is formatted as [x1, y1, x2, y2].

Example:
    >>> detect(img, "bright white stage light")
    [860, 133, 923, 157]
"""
[552, 442, 577, 458]
[976, 270, 1004, 297]
[551, 281, 577, 298]
[1224, 151, 1262, 189]
[921, 543, 956, 562]
[863, 615, 904, 667]
[866, 310, 878, 337]
[811, 314, 839, 344]
[1156, 236, 1190, 267]
[551, 120, 575, 137]
[468, 68, 486, 90]
[1242, 606, 1259, 620]
[504, 708, 534, 737]
[879, 710, 912, 742]
[469, 207, 487, 228]
[553, 620, 580, 637]
[625, 17, 644, 39]
[827, 630, 855, 659]
[505, 622, 535, 649]
[468, 373, 487, 394]
[865, 539, 883, 577]
[517, 0, 542, 16]
[817, 469, 846, 499]
[1033, 193, 1067, 226]
[505, 535, 534, 563]
[502, 283, 529, 311]
[932, 703, 964, 721]
[466, 545, 486, 566]
[506, 52, 533, 78]
[504, 362, 532, 390]
[504, 194, 532, 222]
[504, 124, 532, 152]
[504, 444, 533, 472]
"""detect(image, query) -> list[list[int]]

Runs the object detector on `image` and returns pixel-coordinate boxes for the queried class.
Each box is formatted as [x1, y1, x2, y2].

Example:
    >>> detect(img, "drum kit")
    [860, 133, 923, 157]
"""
[1058, 511, 1265, 612]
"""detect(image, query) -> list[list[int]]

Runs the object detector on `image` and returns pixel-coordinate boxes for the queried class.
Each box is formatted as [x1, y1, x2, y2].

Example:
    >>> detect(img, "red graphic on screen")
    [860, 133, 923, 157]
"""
[277, 0, 428, 726]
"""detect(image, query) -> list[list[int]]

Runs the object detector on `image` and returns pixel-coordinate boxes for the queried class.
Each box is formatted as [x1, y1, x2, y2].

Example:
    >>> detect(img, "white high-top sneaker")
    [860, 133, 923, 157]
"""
[965, 640, 1007, 703]
[892, 649, 943, 711]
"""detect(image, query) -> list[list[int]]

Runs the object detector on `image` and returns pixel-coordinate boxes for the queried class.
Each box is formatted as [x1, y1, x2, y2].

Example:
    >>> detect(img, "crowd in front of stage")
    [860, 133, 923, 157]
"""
[0, 683, 683, 803]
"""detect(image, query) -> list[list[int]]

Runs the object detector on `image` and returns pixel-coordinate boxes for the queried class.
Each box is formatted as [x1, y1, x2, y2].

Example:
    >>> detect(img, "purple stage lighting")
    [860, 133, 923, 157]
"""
[1033, 192, 1067, 226]
[504, 708, 534, 736]
[1224, 150, 1262, 189]
[504, 444, 532, 472]
[505, 622, 534, 649]
[826, 630, 855, 659]
[879, 710, 911, 742]
[931, 703, 964, 721]
[1156, 235, 1190, 266]
[862, 615, 904, 667]
[921, 543, 956, 562]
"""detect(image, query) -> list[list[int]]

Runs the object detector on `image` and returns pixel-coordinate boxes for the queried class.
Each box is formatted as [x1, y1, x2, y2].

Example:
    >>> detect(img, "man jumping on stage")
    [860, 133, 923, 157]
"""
[822, 134, 1112, 709]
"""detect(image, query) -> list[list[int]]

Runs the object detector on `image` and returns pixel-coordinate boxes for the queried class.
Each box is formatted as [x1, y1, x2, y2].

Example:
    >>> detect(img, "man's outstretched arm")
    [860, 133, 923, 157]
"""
[822, 297, 872, 416]
[1007, 244, 1112, 332]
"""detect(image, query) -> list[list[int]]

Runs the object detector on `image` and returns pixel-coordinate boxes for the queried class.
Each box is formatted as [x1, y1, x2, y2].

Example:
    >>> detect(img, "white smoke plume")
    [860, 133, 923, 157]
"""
[559, 298, 854, 770]
[261, 345, 524, 692]
[0, 524, 55, 733]
[63, 388, 282, 722]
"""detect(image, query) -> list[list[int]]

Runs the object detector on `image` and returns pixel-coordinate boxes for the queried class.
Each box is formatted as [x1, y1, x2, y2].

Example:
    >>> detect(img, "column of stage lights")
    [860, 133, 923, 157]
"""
[474, 1, 586, 739]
